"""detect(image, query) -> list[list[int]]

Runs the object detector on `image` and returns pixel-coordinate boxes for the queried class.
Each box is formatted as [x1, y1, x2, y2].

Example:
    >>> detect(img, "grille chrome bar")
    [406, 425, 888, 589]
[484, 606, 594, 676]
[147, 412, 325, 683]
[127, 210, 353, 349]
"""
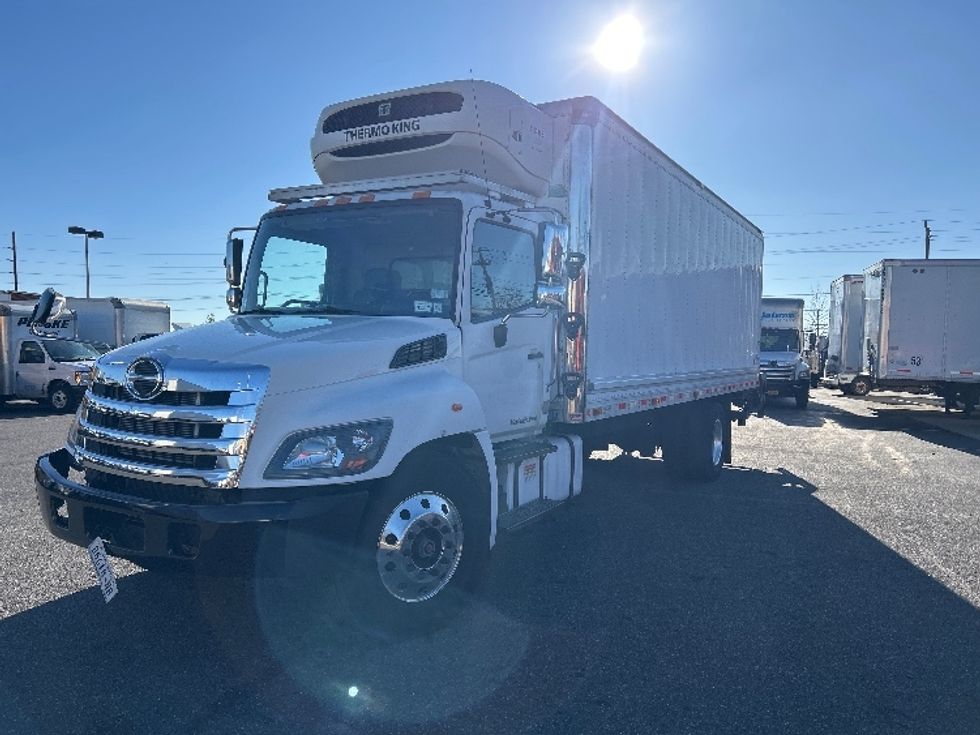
[84, 392, 254, 424]
[76, 416, 245, 456]
[68, 441, 239, 488]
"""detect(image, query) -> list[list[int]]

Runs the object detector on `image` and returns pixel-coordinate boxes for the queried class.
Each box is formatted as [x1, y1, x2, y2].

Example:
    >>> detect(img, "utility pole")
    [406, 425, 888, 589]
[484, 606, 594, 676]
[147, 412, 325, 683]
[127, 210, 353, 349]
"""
[923, 219, 931, 259]
[10, 231, 18, 291]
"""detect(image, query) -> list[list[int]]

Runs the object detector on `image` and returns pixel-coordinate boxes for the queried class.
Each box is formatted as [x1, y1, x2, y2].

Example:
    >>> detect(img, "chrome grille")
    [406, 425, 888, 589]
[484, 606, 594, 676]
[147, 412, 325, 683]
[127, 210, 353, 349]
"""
[68, 357, 269, 491]
[760, 366, 796, 384]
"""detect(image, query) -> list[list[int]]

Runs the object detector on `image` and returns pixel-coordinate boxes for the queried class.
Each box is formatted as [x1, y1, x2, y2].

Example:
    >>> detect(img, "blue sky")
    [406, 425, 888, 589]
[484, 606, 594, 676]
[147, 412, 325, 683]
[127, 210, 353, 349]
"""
[2, 0, 979, 326]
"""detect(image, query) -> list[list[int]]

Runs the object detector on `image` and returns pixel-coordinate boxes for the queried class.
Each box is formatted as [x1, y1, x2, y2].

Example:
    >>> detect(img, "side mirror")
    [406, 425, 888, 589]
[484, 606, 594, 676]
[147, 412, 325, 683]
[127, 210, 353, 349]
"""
[541, 223, 568, 281]
[535, 281, 566, 309]
[226, 287, 242, 313]
[225, 237, 244, 286]
[31, 288, 58, 326]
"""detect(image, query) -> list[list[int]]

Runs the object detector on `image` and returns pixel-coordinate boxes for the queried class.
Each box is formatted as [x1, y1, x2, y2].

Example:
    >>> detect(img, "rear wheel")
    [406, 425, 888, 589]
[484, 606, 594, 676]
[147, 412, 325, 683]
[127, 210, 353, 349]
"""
[850, 376, 872, 397]
[334, 446, 490, 638]
[662, 402, 727, 482]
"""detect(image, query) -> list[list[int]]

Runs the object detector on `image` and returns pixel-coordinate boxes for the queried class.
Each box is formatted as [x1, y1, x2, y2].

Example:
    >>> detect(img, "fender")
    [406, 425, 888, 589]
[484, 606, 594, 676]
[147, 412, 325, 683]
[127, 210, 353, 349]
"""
[238, 361, 490, 489]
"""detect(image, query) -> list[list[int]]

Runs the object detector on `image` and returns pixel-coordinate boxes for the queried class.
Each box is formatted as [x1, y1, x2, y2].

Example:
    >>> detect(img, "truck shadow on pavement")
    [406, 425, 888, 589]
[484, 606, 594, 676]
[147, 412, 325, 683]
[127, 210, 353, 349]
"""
[1, 459, 979, 735]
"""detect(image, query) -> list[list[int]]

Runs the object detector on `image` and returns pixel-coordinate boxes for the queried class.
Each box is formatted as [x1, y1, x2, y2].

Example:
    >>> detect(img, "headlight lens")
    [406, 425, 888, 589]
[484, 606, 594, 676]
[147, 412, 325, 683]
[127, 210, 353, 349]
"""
[265, 419, 392, 479]
[74, 370, 90, 385]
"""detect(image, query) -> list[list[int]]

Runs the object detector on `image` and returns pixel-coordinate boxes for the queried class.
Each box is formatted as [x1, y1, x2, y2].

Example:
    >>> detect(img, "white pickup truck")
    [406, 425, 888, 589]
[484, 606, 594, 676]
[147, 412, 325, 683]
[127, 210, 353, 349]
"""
[35, 80, 764, 629]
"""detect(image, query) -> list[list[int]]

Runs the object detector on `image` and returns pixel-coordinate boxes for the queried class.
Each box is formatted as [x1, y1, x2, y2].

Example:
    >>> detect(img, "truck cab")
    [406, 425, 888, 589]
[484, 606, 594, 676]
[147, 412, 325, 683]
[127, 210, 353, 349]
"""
[760, 298, 810, 409]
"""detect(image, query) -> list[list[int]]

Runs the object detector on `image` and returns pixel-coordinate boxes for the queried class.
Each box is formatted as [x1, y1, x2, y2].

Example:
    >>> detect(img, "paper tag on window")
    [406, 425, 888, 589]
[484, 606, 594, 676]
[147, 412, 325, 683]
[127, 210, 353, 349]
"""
[87, 537, 118, 603]
[414, 300, 433, 314]
[430, 289, 448, 299]
[432, 302, 443, 314]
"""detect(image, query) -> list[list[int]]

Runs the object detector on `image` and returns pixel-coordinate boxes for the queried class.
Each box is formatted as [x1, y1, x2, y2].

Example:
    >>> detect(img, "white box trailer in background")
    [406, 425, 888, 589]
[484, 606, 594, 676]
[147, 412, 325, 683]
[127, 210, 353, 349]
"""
[863, 259, 980, 413]
[35, 79, 765, 631]
[823, 275, 870, 395]
[65, 297, 170, 349]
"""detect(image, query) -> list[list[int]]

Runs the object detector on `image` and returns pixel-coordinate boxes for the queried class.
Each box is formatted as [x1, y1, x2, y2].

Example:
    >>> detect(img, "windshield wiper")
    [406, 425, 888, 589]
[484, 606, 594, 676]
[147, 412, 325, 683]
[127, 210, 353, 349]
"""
[241, 306, 360, 316]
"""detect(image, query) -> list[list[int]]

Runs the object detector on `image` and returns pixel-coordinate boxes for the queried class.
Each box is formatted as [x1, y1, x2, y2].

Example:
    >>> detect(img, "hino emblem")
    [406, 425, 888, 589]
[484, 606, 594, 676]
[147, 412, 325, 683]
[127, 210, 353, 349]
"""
[378, 102, 391, 118]
[125, 357, 165, 401]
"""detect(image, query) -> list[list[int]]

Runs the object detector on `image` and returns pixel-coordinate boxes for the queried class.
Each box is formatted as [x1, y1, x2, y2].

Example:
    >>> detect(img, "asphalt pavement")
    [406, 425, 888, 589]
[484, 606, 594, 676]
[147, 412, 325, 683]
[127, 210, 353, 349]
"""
[1, 389, 978, 735]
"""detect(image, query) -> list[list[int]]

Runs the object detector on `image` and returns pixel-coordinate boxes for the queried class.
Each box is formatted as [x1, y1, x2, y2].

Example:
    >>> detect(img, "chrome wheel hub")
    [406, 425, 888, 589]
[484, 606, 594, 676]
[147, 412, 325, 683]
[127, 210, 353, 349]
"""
[711, 418, 724, 466]
[375, 492, 463, 603]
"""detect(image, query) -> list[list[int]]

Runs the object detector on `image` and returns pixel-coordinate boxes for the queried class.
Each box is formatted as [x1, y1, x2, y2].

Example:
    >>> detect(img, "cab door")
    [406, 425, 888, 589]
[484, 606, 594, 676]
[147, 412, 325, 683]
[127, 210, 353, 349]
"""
[461, 209, 556, 440]
[15, 340, 49, 398]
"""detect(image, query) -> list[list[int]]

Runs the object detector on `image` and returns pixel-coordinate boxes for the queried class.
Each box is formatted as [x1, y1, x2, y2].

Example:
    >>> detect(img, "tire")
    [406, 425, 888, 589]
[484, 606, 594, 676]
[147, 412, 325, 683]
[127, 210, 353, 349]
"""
[850, 376, 872, 397]
[333, 445, 490, 639]
[47, 381, 75, 413]
[663, 402, 727, 482]
[795, 388, 809, 410]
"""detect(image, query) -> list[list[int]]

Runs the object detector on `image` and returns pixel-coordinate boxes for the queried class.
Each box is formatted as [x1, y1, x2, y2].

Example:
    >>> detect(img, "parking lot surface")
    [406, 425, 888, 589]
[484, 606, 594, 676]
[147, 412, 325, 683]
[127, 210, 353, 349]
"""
[1, 389, 978, 734]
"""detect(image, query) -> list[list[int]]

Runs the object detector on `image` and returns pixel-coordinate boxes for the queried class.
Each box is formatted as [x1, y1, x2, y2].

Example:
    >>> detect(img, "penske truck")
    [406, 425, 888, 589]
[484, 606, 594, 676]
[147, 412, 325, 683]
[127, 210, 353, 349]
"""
[759, 298, 810, 408]
[0, 302, 98, 411]
[34, 80, 764, 630]
[862, 259, 980, 414]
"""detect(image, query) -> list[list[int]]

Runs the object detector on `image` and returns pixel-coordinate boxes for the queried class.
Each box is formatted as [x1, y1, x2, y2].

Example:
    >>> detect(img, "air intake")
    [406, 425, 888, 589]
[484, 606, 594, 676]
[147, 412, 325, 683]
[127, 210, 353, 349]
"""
[390, 334, 448, 369]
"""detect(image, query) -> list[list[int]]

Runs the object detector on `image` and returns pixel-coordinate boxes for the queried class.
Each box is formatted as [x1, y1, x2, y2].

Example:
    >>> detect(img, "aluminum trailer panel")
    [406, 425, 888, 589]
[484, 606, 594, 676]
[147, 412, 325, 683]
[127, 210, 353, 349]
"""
[541, 98, 763, 421]
[827, 275, 865, 376]
[864, 259, 980, 383]
[66, 297, 170, 347]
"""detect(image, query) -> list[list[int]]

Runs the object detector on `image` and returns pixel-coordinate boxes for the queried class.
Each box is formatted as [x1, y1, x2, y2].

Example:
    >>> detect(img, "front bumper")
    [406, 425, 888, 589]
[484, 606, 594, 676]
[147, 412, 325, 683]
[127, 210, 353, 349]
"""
[35, 449, 369, 565]
[763, 378, 810, 397]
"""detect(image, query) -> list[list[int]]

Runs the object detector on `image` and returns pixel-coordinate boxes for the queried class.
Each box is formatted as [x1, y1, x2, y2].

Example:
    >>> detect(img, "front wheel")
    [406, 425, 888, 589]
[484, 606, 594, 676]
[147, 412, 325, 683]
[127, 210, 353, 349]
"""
[47, 381, 76, 413]
[795, 388, 810, 410]
[335, 446, 490, 638]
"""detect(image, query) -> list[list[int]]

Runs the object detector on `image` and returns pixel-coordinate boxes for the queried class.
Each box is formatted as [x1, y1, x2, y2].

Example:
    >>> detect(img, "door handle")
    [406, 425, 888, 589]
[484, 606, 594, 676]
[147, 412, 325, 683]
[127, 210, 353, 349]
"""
[527, 351, 544, 360]
[48, 366, 57, 370]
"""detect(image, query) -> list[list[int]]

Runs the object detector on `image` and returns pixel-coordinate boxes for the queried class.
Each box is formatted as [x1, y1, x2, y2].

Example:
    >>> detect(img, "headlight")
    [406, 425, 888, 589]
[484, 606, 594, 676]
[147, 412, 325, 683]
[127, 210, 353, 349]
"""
[74, 371, 90, 385]
[265, 419, 393, 479]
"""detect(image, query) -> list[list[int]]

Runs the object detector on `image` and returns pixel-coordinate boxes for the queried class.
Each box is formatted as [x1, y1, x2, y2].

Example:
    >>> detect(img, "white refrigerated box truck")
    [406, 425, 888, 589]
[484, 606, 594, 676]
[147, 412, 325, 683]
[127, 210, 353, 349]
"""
[65, 297, 171, 349]
[34, 80, 764, 630]
[759, 298, 810, 408]
[822, 275, 869, 395]
[863, 259, 980, 413]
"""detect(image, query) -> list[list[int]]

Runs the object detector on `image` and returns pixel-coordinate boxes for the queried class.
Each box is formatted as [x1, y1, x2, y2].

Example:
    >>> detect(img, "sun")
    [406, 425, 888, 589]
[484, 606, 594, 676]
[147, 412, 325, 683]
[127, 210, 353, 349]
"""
[592, 14, 644, 72]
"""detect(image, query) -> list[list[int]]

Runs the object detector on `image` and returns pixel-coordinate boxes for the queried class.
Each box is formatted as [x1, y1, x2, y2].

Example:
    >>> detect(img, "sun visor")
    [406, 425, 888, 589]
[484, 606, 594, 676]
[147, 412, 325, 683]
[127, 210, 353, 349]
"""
[310, 81, 553, 197]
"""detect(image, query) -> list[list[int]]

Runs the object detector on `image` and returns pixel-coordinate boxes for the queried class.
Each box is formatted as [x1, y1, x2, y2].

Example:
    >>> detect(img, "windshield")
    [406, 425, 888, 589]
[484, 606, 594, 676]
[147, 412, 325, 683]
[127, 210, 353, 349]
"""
[760, 328, 801, 353]
[42, 339, 100, 362]
[241, 199, 461, 318]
